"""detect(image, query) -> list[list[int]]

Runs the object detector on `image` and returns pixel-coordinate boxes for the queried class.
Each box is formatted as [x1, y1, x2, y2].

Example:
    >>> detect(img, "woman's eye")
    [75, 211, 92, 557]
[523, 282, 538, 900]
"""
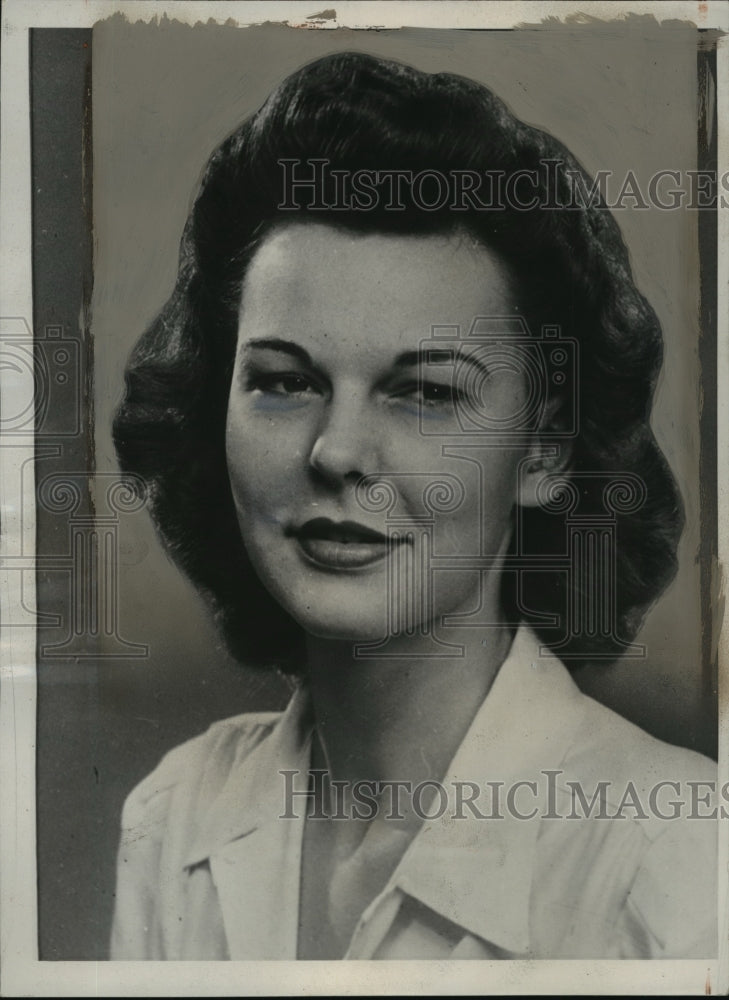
[420, 381, 457, 404]
[251, 372, 319, 397]
[395, 380, 460, 407]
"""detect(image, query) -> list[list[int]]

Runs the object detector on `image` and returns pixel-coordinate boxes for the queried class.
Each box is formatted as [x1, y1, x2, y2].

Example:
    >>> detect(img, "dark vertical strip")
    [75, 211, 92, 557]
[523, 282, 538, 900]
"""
[697, 37, 718, 758]
[31, 28, 97, 959]
[82, 42, 96, 487]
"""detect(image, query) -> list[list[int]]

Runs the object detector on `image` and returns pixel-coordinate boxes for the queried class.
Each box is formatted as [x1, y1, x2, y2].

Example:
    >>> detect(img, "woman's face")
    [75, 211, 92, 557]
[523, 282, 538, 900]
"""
[226, 222, 539, 643]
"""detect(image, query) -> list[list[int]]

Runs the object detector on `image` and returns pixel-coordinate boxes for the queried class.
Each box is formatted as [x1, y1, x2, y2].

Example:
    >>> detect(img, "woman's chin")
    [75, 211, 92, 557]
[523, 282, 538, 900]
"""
[291, 608, 392, 645]
[299, 620, 389, 644]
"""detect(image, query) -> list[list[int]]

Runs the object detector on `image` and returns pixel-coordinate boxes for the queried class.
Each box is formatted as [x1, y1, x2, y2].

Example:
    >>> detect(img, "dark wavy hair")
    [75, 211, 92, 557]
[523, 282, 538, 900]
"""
[113, 51, 683, 673]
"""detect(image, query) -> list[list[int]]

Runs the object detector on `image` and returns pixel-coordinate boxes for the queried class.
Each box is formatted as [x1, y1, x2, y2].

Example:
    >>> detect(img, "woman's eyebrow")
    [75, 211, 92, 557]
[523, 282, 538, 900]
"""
[243, 338, 313, 366]
[393, 347, 491, 377]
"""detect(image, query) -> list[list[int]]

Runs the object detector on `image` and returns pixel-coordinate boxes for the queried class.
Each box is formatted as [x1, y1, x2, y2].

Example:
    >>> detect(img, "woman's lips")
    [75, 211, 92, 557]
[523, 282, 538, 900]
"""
[290, 518, 405, 570]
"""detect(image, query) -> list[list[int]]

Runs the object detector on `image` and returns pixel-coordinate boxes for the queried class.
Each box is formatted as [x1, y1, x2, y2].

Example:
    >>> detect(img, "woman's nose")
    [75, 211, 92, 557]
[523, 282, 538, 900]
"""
[308, 394, 376, 486]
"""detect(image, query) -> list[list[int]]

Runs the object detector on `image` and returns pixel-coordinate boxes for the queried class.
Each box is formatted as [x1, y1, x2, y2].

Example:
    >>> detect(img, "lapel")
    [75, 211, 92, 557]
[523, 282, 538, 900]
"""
[183, 685, 313, 959]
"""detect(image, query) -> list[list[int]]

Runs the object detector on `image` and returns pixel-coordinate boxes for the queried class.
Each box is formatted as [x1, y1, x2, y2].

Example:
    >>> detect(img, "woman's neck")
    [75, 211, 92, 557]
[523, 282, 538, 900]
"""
[305, 624, 514, 793]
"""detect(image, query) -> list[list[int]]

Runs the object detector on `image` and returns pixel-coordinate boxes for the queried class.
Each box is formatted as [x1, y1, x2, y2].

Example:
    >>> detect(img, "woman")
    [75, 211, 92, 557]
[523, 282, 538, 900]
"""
[110, 51, 716, 960]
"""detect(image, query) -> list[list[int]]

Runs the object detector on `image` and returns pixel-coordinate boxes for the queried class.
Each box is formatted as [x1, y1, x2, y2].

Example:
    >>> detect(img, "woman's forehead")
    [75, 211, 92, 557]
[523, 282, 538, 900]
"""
[237, 222, 523, 360]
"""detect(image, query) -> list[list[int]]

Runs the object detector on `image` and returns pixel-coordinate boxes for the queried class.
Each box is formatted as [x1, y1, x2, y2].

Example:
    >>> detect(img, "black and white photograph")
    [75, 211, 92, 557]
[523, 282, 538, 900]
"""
[1, 1, 727, 995]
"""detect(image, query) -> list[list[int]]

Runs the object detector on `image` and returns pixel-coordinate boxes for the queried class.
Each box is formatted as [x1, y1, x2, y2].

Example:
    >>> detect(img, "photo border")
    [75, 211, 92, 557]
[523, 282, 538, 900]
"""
[2, 2, 727, 995]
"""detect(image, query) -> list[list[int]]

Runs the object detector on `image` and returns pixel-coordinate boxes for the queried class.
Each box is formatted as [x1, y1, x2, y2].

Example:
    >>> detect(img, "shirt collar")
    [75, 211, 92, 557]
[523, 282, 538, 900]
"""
[183, 626, 587, 955]
[391, 625, 586, 953]
[183, 683, 313, 869]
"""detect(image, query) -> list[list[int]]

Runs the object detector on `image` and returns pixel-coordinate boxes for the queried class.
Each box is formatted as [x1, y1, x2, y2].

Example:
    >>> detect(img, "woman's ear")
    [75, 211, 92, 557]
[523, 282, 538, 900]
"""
[517, 397, 573, 508]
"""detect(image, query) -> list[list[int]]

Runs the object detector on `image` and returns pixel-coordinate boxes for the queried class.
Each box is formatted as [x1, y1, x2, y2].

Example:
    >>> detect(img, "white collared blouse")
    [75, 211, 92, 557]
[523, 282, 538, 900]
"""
[111, 627, 717, 960]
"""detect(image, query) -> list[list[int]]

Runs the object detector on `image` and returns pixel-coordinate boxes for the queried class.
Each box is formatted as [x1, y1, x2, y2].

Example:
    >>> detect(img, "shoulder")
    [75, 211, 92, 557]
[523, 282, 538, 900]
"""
[562, 692, 716, 811]
[119, 709, 283, 835]
[111, 708, 288, 959]
[551, 694, 717, 957]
